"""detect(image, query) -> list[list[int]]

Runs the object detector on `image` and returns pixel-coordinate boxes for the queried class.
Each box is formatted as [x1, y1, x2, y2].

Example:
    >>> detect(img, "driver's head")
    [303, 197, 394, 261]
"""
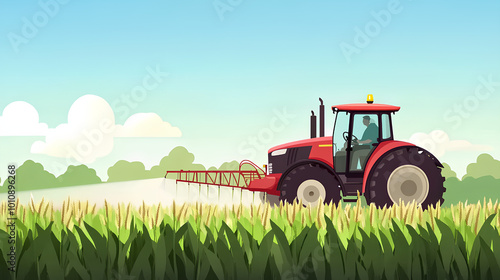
[363, 116, 370, 126]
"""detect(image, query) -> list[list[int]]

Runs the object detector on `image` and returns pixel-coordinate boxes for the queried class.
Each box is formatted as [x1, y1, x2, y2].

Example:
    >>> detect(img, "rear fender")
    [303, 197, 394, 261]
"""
[362, 141, 443, 193]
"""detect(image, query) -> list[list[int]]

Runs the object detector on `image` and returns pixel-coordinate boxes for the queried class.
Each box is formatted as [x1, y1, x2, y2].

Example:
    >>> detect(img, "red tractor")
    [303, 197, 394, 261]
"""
[247, 95, 446, 208]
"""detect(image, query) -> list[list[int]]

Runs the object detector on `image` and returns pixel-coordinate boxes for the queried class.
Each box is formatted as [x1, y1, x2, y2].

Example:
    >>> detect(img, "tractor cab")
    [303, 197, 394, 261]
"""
[330, 96, 401, 197]
[332, 99, 400, 173]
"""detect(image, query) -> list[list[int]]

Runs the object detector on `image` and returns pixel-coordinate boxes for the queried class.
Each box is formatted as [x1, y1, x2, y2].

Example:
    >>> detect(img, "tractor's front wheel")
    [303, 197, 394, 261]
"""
[365, 147, 445, 209]
[280, 163, 341, 206]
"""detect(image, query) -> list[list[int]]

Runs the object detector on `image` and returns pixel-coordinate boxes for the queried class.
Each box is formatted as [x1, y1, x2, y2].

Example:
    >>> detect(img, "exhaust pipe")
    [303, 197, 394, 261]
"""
[319, 98, 324, 137]
[310, 110, 316, 138]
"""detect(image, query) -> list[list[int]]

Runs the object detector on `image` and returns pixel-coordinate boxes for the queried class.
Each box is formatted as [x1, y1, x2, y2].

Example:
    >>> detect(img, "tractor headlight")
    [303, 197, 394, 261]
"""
[268, 163, 273, 174]
[271, 149, 287, 156]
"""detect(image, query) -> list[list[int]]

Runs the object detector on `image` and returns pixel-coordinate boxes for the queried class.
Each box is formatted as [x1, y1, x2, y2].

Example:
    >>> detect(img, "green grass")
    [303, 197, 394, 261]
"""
[1, 198, 499, 279]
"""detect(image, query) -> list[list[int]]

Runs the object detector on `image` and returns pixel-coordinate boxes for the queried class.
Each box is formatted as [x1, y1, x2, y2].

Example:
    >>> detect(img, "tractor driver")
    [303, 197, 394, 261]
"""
[351, 116, 378, 170]
[357, 116, 378, 146]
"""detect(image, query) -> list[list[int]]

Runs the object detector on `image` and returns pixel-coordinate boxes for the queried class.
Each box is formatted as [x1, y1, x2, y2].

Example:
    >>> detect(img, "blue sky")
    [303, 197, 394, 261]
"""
[1, 0, 499, 181]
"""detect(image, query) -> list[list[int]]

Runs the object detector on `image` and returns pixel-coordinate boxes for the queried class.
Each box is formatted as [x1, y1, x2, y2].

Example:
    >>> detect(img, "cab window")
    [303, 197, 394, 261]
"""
[381, 113, 392, 140]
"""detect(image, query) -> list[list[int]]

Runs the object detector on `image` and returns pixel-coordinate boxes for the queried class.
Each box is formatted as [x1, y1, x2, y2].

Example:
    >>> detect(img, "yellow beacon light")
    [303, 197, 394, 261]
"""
[367, 94, 374, 104]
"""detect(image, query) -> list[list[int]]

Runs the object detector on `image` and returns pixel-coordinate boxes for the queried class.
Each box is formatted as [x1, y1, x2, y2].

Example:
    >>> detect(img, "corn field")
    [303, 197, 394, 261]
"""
[1, 197, 500, 279]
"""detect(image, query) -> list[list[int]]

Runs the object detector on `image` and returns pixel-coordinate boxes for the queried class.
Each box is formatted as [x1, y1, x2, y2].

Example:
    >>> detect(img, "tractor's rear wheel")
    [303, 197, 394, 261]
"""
[365, 147, 445, 209]
[280, 163, 341, 206]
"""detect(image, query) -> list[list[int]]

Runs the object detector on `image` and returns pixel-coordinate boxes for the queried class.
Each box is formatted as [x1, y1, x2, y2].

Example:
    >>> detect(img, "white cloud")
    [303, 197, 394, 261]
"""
[115, 113, 182, 137]
[31, 95, 116, 164]
[0, 101, 48, 136]
[407, 130, 492, 157]
[26, 94, 181, 164]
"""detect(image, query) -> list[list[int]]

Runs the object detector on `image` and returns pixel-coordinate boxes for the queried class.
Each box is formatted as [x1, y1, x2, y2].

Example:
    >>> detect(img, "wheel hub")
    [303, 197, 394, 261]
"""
[387, 165, 429, 205]
[297, 179, 326, 206]
[401, 180, 418, 196]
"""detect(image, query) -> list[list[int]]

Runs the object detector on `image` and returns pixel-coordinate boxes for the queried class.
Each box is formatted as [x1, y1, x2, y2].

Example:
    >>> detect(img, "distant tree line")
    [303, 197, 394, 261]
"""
[0, 161, 102, 191]
[441, 153, 500, 205]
